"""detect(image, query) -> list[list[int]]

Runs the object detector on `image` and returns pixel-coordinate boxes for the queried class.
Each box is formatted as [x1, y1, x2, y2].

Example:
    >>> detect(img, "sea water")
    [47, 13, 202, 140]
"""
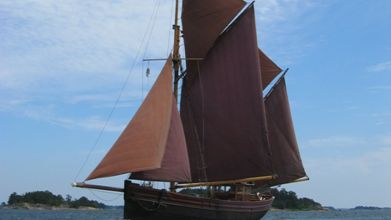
[0, 208, 390, 220]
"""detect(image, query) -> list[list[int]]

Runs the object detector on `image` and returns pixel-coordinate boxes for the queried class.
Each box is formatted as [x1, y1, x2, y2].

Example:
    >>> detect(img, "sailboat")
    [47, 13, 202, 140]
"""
[74, 0, 308, 219]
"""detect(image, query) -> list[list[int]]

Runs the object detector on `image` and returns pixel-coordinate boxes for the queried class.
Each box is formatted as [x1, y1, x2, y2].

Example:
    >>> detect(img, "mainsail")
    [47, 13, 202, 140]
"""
[181, 3, 273, 182]
[181, 0, 245, 59]
[86, 58, 191, 182]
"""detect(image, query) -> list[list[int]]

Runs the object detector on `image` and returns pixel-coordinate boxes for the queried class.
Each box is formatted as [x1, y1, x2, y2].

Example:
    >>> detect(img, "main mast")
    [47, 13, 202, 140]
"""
[171, 0, 181, 192]
[173, 0, 181, 100]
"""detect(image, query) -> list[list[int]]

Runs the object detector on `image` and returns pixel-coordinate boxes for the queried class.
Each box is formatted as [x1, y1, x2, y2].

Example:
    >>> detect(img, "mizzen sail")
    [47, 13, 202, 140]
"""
[261, 78, 307, 186]
[181, 6, 273, 182]
[86, 58, 191, 182]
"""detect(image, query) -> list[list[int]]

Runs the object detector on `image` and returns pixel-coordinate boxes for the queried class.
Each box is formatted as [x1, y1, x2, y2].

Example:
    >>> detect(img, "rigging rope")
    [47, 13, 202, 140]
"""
[88, 189, 122, 203]
[167, 0, 175, 55]
[196, 61, 208, 180]
[141, 60, 144, 98]
[74, 0, 162, 182]
[141, 0, 161, 97]
[142, 0, 161, 60]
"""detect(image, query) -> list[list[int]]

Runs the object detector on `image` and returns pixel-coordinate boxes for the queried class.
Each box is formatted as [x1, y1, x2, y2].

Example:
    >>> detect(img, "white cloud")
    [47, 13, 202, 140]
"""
[368, 85, 391, 92]
[255, 0, 285, 24]
[370, 112, 391, 126]
[67, 94, 118, 105]
[255, 0, 316, 24]
[305, 136, 367, 148]
[0, 0, 174, 90]
[66, 90, 143, 105]
[381, 135, 391, 145]
[299, 146, 391, 208]
[290, 135, 391, 207]
[23, 106, 125, 132]
[0, 0, 172, 128]
[0, 97, 32, 112]
[57, 116, 126, 132]
[0, 0, 333, 131]
[304, 134, 391, 149]
[254, 0, 330, 65]
[368, 61, 391, 73]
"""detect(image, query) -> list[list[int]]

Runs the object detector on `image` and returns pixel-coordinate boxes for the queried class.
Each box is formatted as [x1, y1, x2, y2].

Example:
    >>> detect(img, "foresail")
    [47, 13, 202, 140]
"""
[86, 58, 188, 181]
[259, 49, 282, 89]
[131, 99, 191, 182]
[259, 78, 307, 186]
[181, 6, 273, 182]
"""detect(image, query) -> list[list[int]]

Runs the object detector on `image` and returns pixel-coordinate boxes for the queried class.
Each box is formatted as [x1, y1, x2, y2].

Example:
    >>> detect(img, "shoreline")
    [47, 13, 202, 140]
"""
[3, 203, 102, 211]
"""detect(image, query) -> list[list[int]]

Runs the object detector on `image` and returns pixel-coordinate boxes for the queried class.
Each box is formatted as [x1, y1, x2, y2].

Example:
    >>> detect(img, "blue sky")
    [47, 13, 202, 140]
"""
[0, 0, 390, 208]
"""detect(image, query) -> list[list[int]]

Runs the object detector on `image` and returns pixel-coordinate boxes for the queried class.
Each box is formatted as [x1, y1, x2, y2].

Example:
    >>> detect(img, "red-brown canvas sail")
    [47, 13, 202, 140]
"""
[86, 58, 190, 181]
[260, 78, 307, 186]
[131, 99, 191, 182]
[180, 6, 273, 182]
[259, 49, 282, 89]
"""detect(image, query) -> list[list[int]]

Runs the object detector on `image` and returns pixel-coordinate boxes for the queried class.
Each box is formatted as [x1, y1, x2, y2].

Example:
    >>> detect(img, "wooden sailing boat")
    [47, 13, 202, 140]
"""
[74, 0, 308, 219]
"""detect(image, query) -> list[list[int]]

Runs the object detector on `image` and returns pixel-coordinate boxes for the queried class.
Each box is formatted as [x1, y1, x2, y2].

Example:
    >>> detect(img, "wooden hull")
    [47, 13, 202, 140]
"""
[124, 181, 273, 220]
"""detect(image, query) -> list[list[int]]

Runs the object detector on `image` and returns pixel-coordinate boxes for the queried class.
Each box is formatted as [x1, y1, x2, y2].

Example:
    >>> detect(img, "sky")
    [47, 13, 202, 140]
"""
[0, 0, 390, 209]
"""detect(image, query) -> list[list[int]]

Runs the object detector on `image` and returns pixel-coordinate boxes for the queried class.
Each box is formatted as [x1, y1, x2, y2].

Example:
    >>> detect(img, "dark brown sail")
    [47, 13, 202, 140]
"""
[260, 78, 307, 186]
[182, 0, 245, 59]
[181, 6, 273, 182]
[259, 49, 282, 89]
[86, 58, 190, 182]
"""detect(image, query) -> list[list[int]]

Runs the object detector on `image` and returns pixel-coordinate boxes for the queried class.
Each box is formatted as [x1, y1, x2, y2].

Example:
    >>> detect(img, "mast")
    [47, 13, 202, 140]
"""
[171, 0, 181, 192]
[173, 0, 181, 100]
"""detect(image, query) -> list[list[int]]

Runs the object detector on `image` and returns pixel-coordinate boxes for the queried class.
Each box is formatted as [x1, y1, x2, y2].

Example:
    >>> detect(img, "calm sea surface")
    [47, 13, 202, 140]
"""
[0, 209, 390, 220]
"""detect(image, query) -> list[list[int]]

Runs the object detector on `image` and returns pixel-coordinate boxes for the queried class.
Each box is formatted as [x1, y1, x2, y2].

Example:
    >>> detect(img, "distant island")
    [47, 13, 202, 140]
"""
[4, 191, 105, 210]
[352, 206, 391, 210]
[270, 188, 323, 210]
[3, 188, 324, 211]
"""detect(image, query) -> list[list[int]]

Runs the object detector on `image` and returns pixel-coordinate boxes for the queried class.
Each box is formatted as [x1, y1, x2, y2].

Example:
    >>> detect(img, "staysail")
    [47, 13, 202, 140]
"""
[86, 58, 191, 182]
[259, 49, 282, 88]
[181, 4, 273, 182]
[260, 77, 307, 186]
[131, 99, 191, 182]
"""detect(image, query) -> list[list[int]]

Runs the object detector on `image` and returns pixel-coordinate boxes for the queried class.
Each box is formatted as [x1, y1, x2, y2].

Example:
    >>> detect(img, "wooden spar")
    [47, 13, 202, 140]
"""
[264, 68, 289, 100]
[291, 176, 310, 184]
[170, 0, 181, 193]
[172, 0, 181, 100]
[219, 1, 255, 38]
[143, 58, 203, 61]
[72, 182, 124, 193]
[175, 175, 276, 189]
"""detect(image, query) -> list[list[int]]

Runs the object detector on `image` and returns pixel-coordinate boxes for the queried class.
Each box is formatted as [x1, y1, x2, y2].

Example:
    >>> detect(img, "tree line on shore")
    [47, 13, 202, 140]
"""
[3, 188, 322, 211]
[6, 191, 105, 209]
[271, 188, 322, 210]
[180, 187, 322, 210]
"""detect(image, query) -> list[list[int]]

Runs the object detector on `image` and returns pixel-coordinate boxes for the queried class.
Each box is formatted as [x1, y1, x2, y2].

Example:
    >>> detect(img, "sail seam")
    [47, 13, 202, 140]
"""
[196, 60, 208, 182]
